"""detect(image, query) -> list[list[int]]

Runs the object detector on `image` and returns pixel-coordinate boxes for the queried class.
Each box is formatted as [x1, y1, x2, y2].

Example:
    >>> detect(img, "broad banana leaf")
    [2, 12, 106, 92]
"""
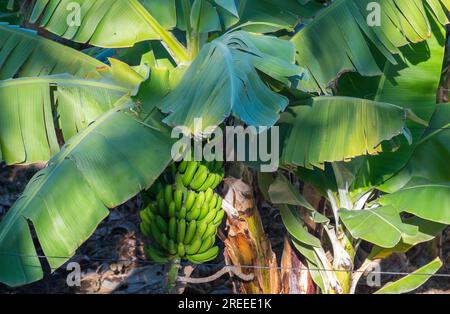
[280, 97, 412, 169]
[30, 0, 189, 63]
[158, 31, 303, 133]
[339, 205, 419, 248]
[369, 216, 447, 259]
[374, 257, 442, 294]
[0, 97, 175, 287]
[0, 23, 107, 79]
[292, 0, 449, 93]
[0, 75, 130, 165]
[378, 183, 450, 224]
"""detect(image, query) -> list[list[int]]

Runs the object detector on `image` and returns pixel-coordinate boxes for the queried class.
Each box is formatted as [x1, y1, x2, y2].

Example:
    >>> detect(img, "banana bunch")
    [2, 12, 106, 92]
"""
[177, 160, 224, 192]
[140, 160, 225, 264]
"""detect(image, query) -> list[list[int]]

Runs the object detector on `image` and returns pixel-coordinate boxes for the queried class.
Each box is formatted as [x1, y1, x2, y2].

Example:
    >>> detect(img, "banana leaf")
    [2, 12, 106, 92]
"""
[0, 75, 129, 165]
[0, 23, 108, 79]
[291, 0, 448, 93]
[374, 257, 442, 294]
[0, 97, 175, 287]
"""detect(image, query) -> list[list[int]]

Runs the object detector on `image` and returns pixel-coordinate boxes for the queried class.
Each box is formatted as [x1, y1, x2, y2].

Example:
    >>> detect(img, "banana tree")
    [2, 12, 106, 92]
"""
[0, 0, 448, 294]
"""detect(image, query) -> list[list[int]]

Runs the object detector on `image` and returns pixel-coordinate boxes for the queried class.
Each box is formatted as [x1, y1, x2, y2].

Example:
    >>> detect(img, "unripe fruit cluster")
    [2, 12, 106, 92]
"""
[140, 160, 225, 264]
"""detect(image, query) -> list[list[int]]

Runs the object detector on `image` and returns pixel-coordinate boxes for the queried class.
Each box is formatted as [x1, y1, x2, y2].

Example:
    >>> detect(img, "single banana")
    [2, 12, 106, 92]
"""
[168, 201, 176, 218]
[156, 190, 166, 217]
[177, 219, 186, 243]
[178, 206, 187, 219]
[197, 203, 210, 221]
[186, 205, 201, 221]
[215, 196, 223, 211]
[198, 173, 216, 192]
[140, 209, 152, 226]
[182, 161, 198, 187]
[212, 209, 225, 226]
[202, 223, 217, 240]
[178, 160, 188, 173]
[184, 190, 196, 211]
[174, 189, 183, 211]
[155, 215, 168, 234]
[140, 222, 151, 238]
[190, 165, 208, 190]
[150, 220, 164, 247]
[202, 209, 217, 224]
[168, 217, 177, 240]
[204, 188, 214, 204]
[193, 221, 208, 240]
[187, 246, 219, 264]
[164, 185, 173, 208]
[186, 237, 202, 255]
[211, 173, 222, 190]
[184, 220, 197, 245]
[160, 233, 169, 251]
[198, 236, 215, 254]
[177, 242, 186, 257]
[193, 191, 206, 209]
[168, 239, 177, 255]
[208, 194, 218, 210]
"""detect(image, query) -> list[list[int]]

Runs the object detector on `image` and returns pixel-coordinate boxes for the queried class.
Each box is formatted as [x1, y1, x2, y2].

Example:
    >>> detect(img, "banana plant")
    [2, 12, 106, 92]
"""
[0, 0, 448, 294]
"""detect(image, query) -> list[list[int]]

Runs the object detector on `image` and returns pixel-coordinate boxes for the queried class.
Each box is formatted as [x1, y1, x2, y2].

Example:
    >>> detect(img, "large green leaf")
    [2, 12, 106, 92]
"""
[0, 75, 129, 165]
[280, 97, 410, 169]
[374, 257, 442, 294]
[0, 97, 174, 287]
[339, 205, 419, 248]
[30, 0, 188, 63]
[0, 23, 107, 79]
[378, 183, 450, 224]
[292, 0, 448, 93]
[158, 31, 302, 133]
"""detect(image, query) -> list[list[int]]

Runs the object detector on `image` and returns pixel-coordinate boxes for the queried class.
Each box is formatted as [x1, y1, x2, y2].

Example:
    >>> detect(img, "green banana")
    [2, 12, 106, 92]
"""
[184, 220, 197, 245]
[178, 206, 187, 219]
[177, 219, 186, 243]
[168, 239, 177, 255]
[182, 161, 198, 186]
[187, 246, 219, 264]
[174, 189, 183, 211]
[178, 160, 188, 173]
[168, 217, 177, 240]
[147, 203, 158, 214]
[193, 221, 208, 240]
[150, 220, 164, 247]
[186, 237, 202, 255]
[211, 173, 222, 190]
[202, 208, 217, 224]
[140, 209, 152, 226]
[156, 190, 166, 217]
[215, 196, 223, 211]
[140, 223, 151, 238]
[190, 165, 208, 190]
[184, 190, 196, 211]
[168, 201, 176, 218]
[212, 209, 225, 226]
[198, 173, 216, 191]
[145, 246, 170, 263]
[186, 205, 201, 221]
[198, 203, 210, 221]
[202, 223, 217, 240]
[164, 185, 173, 208]
[198, 236, 215, 254]
[193, 191, 206, 209]
[155, 215, 168, 234]
[177, 242, 186, 257]
[208, 194, 218, 210]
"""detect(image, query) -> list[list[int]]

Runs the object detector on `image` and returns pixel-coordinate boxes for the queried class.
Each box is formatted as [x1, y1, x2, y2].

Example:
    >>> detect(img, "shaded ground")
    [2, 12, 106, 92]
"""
[0, 164, 449, 294]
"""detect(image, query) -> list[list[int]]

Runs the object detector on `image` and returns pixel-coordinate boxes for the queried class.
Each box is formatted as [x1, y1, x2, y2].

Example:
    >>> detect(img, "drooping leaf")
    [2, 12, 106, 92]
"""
[0, 23, 107, 79]
[292, 0, 449, 93]
[278, 204, 322, 248]
[339, 205, 419, 248]
[374, 257, 442, 294]
[0, 75, 129, 165]
[0, 98, 174, 287]
[377, 183, 450, 224]
[369, 216, 447, 259]
[280, 97, 410, 169]
[30, 0, 188, 63]
[268, 175, 315, 210]
[158, 31, 303, 134]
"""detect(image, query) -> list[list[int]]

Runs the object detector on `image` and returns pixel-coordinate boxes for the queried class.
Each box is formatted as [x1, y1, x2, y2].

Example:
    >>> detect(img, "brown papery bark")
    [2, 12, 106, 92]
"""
[221, 177, 281, 294]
